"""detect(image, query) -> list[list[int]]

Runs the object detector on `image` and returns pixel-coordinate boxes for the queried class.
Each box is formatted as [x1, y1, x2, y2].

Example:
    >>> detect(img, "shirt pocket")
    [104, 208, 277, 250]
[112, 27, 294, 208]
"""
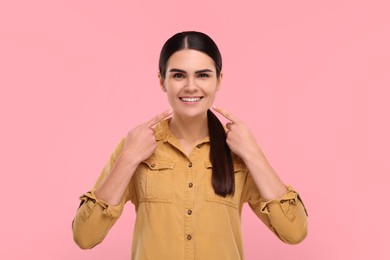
[137, 158, 176, 203]
[204, 160, 247, 209]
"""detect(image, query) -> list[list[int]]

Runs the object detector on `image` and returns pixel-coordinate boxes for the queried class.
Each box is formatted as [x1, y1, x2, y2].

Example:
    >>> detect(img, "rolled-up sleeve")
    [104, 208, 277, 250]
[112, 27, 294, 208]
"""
[72, 137, 135, 249]
[243, 174, 308, 244]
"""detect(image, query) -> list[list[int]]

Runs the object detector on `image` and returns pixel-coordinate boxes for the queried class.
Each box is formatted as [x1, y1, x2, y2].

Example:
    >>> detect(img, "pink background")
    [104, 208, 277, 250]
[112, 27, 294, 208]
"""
[1, 0, 389, 259]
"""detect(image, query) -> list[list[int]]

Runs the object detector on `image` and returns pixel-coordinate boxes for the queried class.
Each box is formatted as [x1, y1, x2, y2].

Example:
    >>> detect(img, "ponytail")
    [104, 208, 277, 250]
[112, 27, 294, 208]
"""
[207, 109, 234, 197]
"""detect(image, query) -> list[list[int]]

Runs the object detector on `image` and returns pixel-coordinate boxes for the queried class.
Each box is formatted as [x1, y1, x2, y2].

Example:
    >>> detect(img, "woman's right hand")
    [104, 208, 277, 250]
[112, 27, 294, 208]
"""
[122, 110, 172, 164]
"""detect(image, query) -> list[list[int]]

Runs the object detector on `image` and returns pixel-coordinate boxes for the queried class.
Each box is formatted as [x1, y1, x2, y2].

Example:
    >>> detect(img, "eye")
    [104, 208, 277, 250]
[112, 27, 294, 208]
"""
[198, 73, 210, 78]
[173, 73, 185, 78]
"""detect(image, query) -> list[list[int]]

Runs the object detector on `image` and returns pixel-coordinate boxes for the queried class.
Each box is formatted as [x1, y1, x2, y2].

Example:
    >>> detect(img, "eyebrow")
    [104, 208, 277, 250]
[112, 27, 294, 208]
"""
[169, 68, 214, 74]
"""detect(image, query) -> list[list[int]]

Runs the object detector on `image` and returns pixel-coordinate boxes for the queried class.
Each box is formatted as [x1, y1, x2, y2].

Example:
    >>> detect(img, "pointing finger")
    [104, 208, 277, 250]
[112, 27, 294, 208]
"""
[226, 122, 234, 130]
[145, 109, 173, 128]
[212, 105, 238, 123]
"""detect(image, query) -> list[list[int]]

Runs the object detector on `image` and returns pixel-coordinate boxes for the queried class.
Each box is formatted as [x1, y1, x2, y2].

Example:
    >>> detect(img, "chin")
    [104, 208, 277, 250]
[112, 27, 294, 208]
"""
[175, 108, 208, 118]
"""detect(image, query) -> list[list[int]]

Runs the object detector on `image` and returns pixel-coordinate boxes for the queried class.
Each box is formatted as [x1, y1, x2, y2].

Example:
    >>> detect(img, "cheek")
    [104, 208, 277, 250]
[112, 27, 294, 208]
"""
[205, 88, 218, 104]
[204, 82, 219, 95]
[165, 79, 184, 91]
[207, 93, 217, 103]
[164, 87, 179, 106]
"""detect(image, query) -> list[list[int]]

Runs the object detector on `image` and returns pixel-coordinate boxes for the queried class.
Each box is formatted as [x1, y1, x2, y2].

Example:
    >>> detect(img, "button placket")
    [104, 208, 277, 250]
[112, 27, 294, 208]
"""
[184, 159, 195, 258]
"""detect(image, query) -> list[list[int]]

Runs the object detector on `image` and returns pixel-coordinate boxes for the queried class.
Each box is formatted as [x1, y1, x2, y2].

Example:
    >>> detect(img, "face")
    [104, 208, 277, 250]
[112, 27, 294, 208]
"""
[159, 49, 222, 119]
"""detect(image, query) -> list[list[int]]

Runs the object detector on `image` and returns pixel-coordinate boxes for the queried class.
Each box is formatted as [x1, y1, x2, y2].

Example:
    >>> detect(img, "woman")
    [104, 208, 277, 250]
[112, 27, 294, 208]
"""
[72, 31, 308, 259]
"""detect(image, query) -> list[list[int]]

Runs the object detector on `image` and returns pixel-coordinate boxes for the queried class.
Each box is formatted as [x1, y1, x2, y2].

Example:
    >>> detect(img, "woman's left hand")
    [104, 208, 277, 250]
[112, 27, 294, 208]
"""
[212, 105, 261, 161]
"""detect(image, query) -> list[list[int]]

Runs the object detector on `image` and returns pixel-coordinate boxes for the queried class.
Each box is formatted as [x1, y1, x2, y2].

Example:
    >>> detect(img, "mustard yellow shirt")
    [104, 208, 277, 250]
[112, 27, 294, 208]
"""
[72, 119, 308, 259]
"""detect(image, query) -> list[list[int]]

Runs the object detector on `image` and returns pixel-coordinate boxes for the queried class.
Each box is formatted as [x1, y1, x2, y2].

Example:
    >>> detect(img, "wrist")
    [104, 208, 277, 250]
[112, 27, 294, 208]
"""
[241, 146, 264, 163]
[118, 149, 142, 168]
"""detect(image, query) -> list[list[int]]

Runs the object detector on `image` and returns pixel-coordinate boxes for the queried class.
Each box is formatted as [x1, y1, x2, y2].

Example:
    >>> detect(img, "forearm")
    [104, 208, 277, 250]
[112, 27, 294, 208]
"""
[95, 150, 139, 205]
[73, 191, 124, 249]
[248, 185, 308, 245]
[242, 147, 287, 200]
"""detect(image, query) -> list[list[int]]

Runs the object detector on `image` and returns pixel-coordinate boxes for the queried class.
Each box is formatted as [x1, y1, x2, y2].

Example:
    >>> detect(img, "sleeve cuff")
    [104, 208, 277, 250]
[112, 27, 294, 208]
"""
[79, 190, 122, 219]
[259, 186, 308, 220]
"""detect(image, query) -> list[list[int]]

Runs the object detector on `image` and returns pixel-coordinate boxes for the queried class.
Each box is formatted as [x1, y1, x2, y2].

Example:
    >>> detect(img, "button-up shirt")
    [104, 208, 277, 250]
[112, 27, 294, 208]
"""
[72, 118, 308, 259]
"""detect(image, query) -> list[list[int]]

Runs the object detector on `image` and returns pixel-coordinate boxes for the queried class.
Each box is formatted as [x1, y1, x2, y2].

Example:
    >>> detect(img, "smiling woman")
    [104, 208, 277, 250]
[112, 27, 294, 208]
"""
[72, 31, 308, 260]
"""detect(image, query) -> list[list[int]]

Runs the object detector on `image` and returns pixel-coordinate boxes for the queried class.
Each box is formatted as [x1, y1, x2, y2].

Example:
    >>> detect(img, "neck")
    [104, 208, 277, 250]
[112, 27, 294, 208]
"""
[169, 112, 209, 144]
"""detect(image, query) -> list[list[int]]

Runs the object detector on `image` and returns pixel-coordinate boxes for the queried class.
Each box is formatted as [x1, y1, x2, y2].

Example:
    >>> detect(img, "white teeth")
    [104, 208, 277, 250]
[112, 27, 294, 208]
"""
[180, 97, 201, 102]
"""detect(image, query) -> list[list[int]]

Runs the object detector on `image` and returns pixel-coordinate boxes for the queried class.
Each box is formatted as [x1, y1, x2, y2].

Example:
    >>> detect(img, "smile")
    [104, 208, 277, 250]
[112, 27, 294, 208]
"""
[179, 97, 203, 102]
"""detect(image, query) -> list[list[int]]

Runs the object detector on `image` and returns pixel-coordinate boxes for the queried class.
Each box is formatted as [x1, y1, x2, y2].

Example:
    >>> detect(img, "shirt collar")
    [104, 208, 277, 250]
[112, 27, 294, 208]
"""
[155, 118, 210, 145]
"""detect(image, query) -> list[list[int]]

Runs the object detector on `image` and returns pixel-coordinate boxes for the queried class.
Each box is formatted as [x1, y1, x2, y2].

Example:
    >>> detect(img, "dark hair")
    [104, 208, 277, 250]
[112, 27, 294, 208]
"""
[159, 31, 234, 197]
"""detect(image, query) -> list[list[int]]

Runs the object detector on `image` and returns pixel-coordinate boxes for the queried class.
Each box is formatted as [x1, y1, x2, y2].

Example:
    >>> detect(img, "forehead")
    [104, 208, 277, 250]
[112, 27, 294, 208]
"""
[167, 49, 215, 72]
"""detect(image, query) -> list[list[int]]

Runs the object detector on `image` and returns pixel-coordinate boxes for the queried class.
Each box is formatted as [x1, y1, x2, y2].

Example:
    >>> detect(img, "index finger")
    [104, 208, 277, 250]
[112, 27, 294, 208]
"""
[211, 105, 238, 123]
[145, 109, 173, 128]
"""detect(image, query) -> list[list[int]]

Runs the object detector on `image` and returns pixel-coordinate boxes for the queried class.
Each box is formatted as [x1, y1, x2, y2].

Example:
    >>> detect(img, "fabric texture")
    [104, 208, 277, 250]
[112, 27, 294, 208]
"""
[72, 118, 308, 259]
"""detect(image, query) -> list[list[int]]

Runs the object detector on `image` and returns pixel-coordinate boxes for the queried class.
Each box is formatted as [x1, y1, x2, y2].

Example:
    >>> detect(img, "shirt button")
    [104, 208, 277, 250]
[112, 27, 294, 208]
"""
[196, 144, 201, 148]
[187, 235, 192, 240]
[150, 163, 155, 168]
[188, 162, 192, 168]
[187, 209, 192, 215]
[188, 183, 193, 188]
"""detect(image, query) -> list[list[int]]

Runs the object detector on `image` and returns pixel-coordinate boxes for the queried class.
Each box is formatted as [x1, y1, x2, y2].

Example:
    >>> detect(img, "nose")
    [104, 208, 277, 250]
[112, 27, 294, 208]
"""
[184, 76, 198, 92]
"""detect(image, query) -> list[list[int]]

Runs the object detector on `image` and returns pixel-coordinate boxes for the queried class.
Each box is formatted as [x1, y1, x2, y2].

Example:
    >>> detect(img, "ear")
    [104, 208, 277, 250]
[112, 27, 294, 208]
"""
[216, 72, 223, 91]
[158, 72, 167, 92]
